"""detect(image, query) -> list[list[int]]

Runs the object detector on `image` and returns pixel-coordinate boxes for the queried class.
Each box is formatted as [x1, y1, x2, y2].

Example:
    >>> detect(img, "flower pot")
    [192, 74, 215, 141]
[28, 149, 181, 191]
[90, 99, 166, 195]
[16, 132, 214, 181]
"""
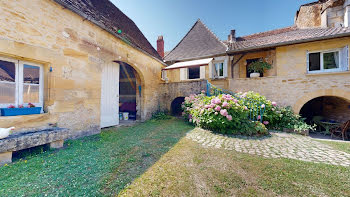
[250, 73, 260, 78]
[0, 107, 42, 116]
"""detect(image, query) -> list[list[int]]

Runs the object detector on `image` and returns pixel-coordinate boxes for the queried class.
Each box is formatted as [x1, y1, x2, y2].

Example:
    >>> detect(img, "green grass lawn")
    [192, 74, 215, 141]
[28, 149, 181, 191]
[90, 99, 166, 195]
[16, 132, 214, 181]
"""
[1, 118, 350, 196]
[316, 139, 350, 154]
[0, 118, 193, 196]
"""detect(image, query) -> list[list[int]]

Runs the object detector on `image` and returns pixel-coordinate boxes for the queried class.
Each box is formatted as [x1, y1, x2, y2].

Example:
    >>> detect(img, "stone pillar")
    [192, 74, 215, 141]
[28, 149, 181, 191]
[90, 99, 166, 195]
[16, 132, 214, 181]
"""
[0, 152, 12, 165]
[50, 140, 64, 149]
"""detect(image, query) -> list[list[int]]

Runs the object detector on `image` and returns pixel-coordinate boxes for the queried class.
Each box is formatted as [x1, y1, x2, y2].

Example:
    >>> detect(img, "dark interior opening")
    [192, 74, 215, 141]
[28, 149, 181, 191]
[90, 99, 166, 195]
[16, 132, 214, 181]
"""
[119, 62, 137, 121]
[171, 97, 185, 116]
[300, 96, 350, 125]
[188, 67, 200, 79]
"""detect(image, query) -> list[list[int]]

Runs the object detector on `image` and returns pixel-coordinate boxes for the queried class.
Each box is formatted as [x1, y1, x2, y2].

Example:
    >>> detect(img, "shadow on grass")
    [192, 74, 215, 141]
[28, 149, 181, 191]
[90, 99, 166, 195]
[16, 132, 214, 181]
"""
[0, 117, 193, 196]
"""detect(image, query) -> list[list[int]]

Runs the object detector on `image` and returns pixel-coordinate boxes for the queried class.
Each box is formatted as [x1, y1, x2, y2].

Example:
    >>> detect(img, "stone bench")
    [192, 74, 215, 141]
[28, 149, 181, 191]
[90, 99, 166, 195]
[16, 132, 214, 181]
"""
[0, 128, 70, 165]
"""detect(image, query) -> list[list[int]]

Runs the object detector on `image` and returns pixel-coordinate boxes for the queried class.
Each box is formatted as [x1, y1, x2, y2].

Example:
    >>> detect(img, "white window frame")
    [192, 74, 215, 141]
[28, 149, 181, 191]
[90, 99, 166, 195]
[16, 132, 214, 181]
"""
[0, 57, 44, 111]
[307, 48, 343, 74]
[209, 56, 228, 79]
[213, 61, 225, 79]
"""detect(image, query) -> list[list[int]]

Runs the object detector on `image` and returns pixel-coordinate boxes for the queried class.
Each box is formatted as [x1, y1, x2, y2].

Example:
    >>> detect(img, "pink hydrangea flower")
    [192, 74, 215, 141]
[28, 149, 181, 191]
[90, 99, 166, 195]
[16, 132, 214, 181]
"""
[215, 112, 218, 115]
[211, 97, 221, 105]
[263, 121, 269, 125]
[226, 115, 233, 121]
[220, 109, 228, 116]
[257, 115, 261, 120]
[215, 106, 221, 111]
[222, 102, 228, 108]
[261, 104, 265, 108]
[244, 106, 248, 110]
[272, 101, 277, 107]
[233, 99, 238, 103]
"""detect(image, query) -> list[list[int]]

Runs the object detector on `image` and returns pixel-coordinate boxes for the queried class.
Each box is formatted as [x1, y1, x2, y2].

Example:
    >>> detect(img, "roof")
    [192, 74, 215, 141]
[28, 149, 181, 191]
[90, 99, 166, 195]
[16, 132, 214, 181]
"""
[53, 0, 163, 62]
[164, 20, 227, 62]
[228, 26, 350, 53]
[164, 58, 213, 70]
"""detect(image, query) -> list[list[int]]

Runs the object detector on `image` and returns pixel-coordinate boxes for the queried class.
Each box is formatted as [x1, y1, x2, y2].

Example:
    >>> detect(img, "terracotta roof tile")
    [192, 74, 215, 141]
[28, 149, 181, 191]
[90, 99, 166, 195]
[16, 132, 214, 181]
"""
[229, 26, 350, 52]
[53, 0, 162, 61]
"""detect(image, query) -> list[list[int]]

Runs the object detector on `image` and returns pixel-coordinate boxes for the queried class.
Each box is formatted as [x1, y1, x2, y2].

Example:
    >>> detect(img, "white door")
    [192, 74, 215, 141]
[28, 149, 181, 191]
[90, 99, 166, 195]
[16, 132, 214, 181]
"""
[100, 63, 119, 128]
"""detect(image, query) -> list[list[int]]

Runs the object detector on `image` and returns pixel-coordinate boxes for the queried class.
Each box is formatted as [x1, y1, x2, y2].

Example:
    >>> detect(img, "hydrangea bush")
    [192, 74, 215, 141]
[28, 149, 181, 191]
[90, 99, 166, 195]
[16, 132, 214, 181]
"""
[182, 92, 269, 136]
[183, 91, 313, 136]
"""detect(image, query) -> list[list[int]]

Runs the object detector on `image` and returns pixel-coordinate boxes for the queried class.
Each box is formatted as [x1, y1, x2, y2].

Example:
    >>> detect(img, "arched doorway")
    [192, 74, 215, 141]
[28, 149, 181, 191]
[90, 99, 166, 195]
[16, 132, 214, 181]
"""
[119, 62, 142, 122]
[300, 96, 350, 124]
[171, 97, 185, 116]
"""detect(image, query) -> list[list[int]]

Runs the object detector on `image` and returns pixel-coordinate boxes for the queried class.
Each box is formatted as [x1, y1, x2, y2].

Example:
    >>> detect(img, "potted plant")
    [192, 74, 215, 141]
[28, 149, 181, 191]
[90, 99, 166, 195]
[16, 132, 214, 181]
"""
[248, 60, 272, 78]
[1, 103, 42, 116]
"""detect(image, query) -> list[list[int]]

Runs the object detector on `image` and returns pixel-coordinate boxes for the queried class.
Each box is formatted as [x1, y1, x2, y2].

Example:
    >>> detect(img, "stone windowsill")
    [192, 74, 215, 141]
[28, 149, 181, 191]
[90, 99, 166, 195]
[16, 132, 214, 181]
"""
[235, 76, 277, 80]
[0, 113, 49, 120]
[306, 71, 350, 76]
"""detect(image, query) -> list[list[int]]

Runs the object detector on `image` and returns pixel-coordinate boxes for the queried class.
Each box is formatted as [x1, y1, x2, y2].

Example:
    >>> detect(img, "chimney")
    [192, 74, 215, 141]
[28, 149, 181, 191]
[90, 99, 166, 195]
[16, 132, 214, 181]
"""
[157, 36, 164, 58]
[228, 30, 236, 42]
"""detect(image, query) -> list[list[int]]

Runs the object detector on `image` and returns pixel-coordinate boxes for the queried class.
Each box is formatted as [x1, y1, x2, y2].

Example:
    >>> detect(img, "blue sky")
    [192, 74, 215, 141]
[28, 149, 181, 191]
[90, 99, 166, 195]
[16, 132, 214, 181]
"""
[112, 0, 315, 51]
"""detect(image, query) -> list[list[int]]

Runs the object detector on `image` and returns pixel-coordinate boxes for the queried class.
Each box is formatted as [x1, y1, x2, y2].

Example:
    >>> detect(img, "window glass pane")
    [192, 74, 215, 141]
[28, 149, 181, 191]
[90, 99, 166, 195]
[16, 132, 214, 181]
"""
[23, 64, 40, 84]
[0, 83, 16, 103]
[219, 63, 223, 76]
[23, 84, 39, 103]
[0, 60, 16, 104]
[214, 63, 224, 77]
[0, 60, 15, 82]
[309, 53, 321, 71]
[323, 51, 339, 69]
[188, 67, 200, 79]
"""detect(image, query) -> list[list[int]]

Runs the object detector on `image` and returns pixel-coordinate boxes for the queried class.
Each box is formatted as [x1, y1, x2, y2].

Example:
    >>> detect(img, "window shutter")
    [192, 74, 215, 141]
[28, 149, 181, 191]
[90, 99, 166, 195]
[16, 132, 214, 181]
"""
[341, 45, 349, 71]
[180, 68, 187, 81]
[306, 50, 310, 73]
[223, 57, 228, 78]
[208, 61, 213, 79]
[200, 66, 206, 79]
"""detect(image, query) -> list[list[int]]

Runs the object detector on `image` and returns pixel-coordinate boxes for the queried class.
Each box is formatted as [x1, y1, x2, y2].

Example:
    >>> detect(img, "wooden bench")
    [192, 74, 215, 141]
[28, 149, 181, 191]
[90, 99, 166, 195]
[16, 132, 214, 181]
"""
[0, 128, 70, 165]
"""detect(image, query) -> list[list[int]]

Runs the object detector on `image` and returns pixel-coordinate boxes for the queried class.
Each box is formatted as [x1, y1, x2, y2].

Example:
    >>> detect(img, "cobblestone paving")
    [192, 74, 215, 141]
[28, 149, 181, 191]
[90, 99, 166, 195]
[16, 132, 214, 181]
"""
[186, 128, 350, 167]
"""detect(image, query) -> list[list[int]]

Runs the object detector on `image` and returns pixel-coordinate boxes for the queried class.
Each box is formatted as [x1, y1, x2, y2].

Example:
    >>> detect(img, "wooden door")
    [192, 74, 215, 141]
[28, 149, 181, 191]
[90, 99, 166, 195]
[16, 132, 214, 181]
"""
[100, 63, 119, 128]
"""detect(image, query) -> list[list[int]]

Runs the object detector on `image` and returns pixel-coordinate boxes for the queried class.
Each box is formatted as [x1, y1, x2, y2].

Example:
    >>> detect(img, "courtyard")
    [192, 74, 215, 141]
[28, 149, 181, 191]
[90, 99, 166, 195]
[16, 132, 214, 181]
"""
[1, 118, 350, 196]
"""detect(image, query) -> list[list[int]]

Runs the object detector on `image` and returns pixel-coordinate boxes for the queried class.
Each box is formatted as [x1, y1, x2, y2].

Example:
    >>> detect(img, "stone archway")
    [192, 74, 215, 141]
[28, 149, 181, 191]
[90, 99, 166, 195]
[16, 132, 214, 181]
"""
[116, 61, 144, 121]
[171, 97, 185, 116]
[293, 89, 350, 114]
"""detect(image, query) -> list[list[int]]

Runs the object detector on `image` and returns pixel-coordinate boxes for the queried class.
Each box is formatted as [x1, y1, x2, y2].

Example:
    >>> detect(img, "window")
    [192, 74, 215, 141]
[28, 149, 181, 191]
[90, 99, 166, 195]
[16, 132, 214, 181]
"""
[213, 62, 224, 78]
[307, 46, 349, 73]
[0, 57, 43, 109]
[188, 67, 200, 79]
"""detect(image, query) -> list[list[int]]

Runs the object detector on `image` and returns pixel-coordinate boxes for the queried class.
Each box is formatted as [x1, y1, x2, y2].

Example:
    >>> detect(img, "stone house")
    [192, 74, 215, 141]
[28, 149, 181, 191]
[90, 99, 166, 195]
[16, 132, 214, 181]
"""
[164, 0, 350, 123]
[0, 0, 167, 138]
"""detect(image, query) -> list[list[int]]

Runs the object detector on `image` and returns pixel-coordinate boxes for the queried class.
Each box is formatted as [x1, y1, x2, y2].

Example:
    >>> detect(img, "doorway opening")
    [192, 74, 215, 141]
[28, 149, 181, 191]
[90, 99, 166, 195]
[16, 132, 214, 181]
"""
[119, 62, 141, 123]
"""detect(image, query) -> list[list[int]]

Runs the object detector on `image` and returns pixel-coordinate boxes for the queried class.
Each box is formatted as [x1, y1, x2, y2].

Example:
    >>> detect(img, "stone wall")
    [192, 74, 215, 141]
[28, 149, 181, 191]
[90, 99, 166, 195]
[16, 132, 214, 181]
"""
[160, 80, 207, 112]
[0, 0, 165, 136]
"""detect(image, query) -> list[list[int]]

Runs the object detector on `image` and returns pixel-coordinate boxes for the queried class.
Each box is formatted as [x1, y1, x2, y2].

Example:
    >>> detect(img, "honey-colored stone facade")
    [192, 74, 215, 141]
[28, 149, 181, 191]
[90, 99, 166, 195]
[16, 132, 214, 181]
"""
[230, 37, 350, 114]
[0, 0, 165, 136]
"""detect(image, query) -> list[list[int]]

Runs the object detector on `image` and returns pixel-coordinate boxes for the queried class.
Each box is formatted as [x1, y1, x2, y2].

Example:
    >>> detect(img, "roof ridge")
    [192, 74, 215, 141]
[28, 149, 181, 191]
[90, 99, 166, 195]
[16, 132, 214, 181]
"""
[164, 19, 202, 60]
[164, 19, 227, 60]
[197, 19, 228, 49]
[240, 26, 298, 40]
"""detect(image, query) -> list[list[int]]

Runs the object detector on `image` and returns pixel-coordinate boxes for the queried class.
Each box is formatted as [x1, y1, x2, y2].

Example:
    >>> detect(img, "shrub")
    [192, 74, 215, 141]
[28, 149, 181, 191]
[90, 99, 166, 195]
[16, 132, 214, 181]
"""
[183, 91, 314, 136]
[151, 111, 171, 120]
[182, 93, 268, 136]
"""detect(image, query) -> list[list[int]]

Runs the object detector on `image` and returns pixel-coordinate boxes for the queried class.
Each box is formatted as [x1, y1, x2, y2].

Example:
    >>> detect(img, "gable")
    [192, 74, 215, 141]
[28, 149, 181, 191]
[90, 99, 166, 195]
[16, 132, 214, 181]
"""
[164, 20, 227, 62]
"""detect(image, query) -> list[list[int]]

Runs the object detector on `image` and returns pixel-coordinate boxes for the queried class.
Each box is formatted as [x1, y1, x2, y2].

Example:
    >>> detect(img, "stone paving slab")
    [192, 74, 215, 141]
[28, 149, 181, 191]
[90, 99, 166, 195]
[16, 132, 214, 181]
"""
[186, 128, 350, 167]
